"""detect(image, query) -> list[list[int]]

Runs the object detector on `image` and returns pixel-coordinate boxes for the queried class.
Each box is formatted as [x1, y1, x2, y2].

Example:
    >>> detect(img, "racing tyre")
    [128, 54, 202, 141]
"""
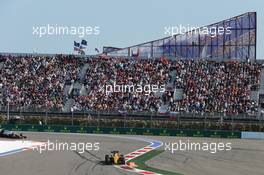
[120, 155, 126, 165]
[105, 155, 110, 165]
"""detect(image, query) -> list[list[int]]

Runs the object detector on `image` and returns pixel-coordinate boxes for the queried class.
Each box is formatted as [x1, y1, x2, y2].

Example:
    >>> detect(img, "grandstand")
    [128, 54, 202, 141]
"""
[0, 54, 263, 114]
[0, 12, 263, 128]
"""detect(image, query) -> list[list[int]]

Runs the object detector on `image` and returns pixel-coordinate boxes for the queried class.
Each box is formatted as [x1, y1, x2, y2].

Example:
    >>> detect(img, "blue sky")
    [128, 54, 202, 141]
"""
[0, 0, 263, 58]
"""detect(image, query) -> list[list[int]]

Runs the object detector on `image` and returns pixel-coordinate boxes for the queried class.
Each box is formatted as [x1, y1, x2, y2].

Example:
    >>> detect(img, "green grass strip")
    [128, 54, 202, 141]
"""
[128, 150, 183, 175]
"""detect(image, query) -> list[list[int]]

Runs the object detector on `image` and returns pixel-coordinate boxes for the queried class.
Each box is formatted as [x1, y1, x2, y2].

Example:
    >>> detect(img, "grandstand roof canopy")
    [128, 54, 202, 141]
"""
[106, 12, 256, 60]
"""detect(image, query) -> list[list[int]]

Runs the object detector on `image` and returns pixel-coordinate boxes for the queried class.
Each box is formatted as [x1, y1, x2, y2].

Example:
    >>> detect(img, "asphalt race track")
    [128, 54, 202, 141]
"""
[0, 132, 147, 175]
[0, 132, 264, 175]
[146, 136, 264, 175]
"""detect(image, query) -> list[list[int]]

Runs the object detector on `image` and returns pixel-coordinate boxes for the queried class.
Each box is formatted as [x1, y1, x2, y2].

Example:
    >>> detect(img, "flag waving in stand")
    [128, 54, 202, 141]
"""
[131, 48, 140, 58]
[74, 41, 80, 51]
[73, 39, 87, 55]
[95, 48, 100, 53]
[160, 55, 169, 65]
[80, 39, 87, 49]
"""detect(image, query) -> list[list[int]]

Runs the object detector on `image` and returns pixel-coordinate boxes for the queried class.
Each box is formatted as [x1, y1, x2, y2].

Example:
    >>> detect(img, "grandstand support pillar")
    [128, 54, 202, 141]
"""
[97, 111, 100, 127]
[19, 107, 22, 119]
[231, 115, 234, 131]
[71, 107, 74, 126]
[150, 112, 153, 129]
[177, 116, 180, 129]
[7, 98, 10, 121]
[86, 113, 91, 127]
[123, 114, 126, 128]
[262, 115, 264, 132]
[45, 110, 48, 125]
[204, 115, 207, 130]
[259, 117, 262, 132]
[250, 117, 252, 131]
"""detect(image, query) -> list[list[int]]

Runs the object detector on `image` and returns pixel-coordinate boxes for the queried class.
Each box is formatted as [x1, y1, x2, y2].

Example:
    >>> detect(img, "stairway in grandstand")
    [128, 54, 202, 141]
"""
[62, 98, 75, 112]
[64, 84, 73, 96]
[253, 67, 264, 114]
[157, 68, 184, 113]
[78, 63, 90, 82]
[169, 69, 177, 84]
[0, 62, 4, 70]
[260, 67, 264, 91]
[62, 64, 89, 112]
[257, 68, 264, 111]
[0, 62, 4, 103]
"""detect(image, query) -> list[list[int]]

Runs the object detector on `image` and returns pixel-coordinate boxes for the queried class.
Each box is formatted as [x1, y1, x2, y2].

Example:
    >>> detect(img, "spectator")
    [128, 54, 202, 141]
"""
[0, 54, 261, 115]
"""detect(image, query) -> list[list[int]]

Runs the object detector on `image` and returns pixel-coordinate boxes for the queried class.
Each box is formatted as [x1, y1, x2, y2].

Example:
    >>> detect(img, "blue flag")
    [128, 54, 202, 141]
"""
[81, 39, 87, 46]
[74, 41, 80, 51]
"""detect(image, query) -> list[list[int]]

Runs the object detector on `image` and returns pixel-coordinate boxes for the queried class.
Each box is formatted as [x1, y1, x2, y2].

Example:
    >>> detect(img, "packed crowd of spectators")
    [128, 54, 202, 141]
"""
[168, 60, 261, 114]
[0, 54, 262, 115]
[74, 57, 262, 115]
[0, 55, 82, 110]
[75, 57, 169, 112]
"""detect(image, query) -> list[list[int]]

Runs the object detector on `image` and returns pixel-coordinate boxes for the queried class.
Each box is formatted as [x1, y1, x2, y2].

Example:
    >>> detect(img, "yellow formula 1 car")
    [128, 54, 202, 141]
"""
[105, 151, 125, 165]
